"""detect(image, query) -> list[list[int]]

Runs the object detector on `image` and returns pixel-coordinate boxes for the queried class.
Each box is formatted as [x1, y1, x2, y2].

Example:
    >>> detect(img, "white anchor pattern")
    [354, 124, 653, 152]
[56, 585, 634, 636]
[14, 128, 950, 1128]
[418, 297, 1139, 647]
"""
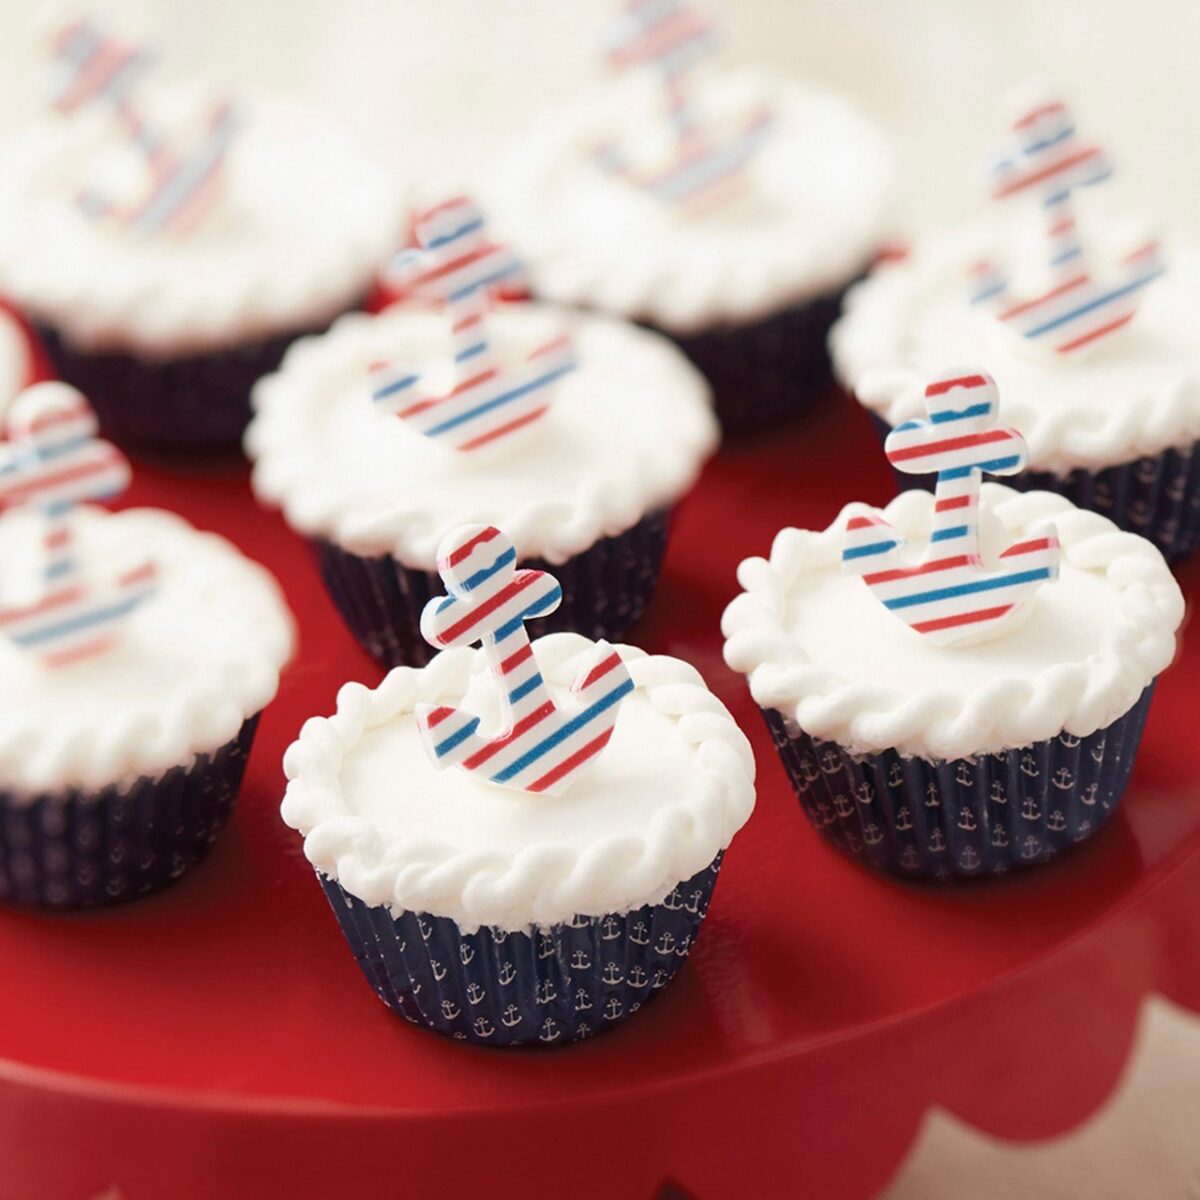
[317, 854, 724, 1046]
[761, 685, 1152, 881]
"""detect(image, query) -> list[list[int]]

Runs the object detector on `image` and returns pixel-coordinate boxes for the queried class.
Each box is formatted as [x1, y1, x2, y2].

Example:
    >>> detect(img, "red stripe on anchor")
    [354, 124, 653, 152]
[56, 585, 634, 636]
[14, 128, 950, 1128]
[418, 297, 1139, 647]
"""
[462, 700, 556, 771]
[888, 428, 1011, 464]
[912, 604, 1014, 634]
[435, 572, 543, 643]
[924, 374, 989, 397]
[499, 643, 533, 674]
[998, 273, 1088, 321]
[526, 729, 617, 794]
[396, 367, 499, 419]
[42, 633, 118, 669]
[0, 584, 84, 625]
[999, 537, 1055, 558]
[862, 555, 973, 587]
[1056, 312, 1135, 354]
[447, 526, 500, 567]
[424, 706, 456, 728]
[578, 651, 623, 690]
[992, 146, 1104, 198]
[458, 406, 548, 451]
[935, 494, 974, 512]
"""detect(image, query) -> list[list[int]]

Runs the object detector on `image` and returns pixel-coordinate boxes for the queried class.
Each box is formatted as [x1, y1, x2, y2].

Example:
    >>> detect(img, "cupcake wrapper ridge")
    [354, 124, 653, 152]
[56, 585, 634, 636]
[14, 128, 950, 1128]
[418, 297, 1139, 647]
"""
[763, 686, 1155, 880]
[318, 853, 723, 1047]
[314, 508, 672, 669]
[0, 716, 260, 909]
[34, 317, 351, 456]
[870, 413, 1200, 563]
[667, 277, 860, 433]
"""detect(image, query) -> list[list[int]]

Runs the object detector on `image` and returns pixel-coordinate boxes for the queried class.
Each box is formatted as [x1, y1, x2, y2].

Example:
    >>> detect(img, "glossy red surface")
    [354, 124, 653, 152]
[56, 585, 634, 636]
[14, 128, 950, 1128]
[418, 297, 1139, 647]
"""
[0, 328, 1197, 1200]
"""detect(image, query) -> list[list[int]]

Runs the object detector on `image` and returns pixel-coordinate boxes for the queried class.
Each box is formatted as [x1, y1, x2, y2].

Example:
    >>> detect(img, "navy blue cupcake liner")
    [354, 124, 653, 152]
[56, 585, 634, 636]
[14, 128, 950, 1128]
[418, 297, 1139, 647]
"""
[763, 686, 1154, 881]
[869, 412, 1200, 563]
[313, 508, 672, 669]
[33, 316, 350, 456]
[318, 853, 723, 1046]
[663, 274, 864, 433]
[0, 716, 259, 909]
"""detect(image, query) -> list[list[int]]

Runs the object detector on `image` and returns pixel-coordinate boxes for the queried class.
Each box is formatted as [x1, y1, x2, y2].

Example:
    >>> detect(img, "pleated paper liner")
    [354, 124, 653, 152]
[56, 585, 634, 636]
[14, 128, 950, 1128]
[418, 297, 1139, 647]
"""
[314, 508, 672, 669]
[665, 275, 861, 433]
[318, 853, 723, 1047]
[0, 716, 259, 908]
[34, 315, 349, 456]
[868, 412, 1200, 563]
[763, 687, 1155, 880]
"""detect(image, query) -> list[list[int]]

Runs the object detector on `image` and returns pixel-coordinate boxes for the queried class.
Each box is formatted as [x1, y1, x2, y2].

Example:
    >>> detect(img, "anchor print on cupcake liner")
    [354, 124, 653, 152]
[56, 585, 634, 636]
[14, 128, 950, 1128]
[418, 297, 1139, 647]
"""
[763, 685, 1153, 880]
[318, 852, 724, 1046]
[372, 198, 577, 453]
[47, 15, 240, 238]
[970, 98, 1163, 354]
[416, 524, 634, 796]
[843, 369, 1060, 646]
[0, 383, 156, 667]
[592, 0, 773, 214]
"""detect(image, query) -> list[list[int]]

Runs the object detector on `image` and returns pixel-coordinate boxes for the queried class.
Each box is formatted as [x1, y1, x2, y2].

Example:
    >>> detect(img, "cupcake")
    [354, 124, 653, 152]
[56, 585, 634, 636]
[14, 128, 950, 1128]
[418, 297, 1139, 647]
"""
[247, 198, 717, 668]
[832, 97, 1200, 561]
[282, 523, 754, 1045]
[723, 368, 1183, 880]
[0, 16, 399, 454]
[487, 0, 893, 431]
[0, 381, 293, 906]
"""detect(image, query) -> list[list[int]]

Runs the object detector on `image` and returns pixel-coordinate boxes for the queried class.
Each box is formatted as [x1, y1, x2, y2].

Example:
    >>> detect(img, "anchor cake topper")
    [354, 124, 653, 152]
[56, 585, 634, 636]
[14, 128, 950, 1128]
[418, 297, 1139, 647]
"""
[0, 382, 157, 668]
[415, 524, 634, 796]
[47, 15, 240, 238]
[592, 0, 774, 214]
[371, 198, 578, 453]
[843, 369, 1060, 647]
[969, 98, 1164, 355]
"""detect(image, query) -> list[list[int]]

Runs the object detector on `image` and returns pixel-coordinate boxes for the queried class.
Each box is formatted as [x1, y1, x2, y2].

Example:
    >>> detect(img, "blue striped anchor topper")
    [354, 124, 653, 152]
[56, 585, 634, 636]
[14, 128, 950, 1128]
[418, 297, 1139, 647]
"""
[969, 98, 1163, 355]
[416, 524, 634, 796]
[592, 0, 774, 214]
[843, 369, 1060, 647]
[47, 15, 240, 238]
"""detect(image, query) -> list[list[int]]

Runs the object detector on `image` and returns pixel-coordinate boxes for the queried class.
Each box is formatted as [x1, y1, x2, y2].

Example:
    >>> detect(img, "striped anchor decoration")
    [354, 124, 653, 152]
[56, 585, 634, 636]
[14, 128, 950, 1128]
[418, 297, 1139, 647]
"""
[372, 198, 577, 453]
[416, 525, 633, 796]
[592, 0, 774, 212]
[47, 15, 240, 238]
[970, 99, 1164, 354]
[0, 383, 156, 668]
[843, 370, 1060, 646]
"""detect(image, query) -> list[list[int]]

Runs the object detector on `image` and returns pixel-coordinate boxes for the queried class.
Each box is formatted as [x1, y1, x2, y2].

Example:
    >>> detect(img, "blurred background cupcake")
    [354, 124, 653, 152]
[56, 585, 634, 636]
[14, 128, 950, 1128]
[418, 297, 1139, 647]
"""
[247, 198, 717, 667]
[0, 11, 401, 455]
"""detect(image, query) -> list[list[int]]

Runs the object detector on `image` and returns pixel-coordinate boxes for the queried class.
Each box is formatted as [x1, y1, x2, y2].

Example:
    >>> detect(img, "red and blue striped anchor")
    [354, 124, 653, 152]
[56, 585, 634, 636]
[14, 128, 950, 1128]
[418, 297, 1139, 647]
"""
[416, 525, 634, 796]
[372, 199, 577, 453]
[970, 99, 1164, 355]
[843, 370, 1060, 646]
[0, 383, 156, 668]
[593, 0, 773, 213]
[47, 15, 240, 238]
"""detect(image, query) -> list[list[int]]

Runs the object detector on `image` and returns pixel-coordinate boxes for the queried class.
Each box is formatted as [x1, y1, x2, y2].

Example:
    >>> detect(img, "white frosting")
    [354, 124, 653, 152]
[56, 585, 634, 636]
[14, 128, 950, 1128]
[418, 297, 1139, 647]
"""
[246, 303, 717, 567]
[831, 219, 1200, 474]
[0, 506, 294, 796]
[0, 100, 403, 357]
[486, 64, 894, 334]
[722, 485, 1183, 762]
[281, 633, 756, 932]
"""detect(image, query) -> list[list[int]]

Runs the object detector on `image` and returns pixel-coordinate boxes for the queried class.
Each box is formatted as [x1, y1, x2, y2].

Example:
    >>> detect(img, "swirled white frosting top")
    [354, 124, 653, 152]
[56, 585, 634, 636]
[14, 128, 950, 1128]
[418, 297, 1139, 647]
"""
[281, 633, 756, 932]
[246, 303, 718, 567]
[722, 485, 1183, 762]
[0, 99, 402, 357]
[0, 506, 294, 795]
[486, 65, 894, 335]
[831, 220, 1200, 475]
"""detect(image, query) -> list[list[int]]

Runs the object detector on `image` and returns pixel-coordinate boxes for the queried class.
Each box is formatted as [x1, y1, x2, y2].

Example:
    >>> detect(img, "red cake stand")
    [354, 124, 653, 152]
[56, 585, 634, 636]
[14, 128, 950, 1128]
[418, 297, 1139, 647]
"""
[0, 324, 1198, 1200]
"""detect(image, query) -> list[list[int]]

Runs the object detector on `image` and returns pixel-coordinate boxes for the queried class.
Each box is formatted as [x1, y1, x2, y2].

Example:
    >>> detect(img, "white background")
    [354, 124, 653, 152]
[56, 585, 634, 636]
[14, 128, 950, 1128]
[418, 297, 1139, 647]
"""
[2, 0, 1199, 235]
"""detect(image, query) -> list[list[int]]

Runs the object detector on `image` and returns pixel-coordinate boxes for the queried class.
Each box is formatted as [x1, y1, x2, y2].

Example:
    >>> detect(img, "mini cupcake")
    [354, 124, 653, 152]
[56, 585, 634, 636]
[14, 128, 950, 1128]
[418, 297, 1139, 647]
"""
[723, 368, 1183, 880]
[487, 1, 893, 431]
[0, 382, 293, 906]
[832, 97, 1200, 561]
[282, 524, 754, 1045]
[248, 198, 717, 668]
[0, 16, 399, 454]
